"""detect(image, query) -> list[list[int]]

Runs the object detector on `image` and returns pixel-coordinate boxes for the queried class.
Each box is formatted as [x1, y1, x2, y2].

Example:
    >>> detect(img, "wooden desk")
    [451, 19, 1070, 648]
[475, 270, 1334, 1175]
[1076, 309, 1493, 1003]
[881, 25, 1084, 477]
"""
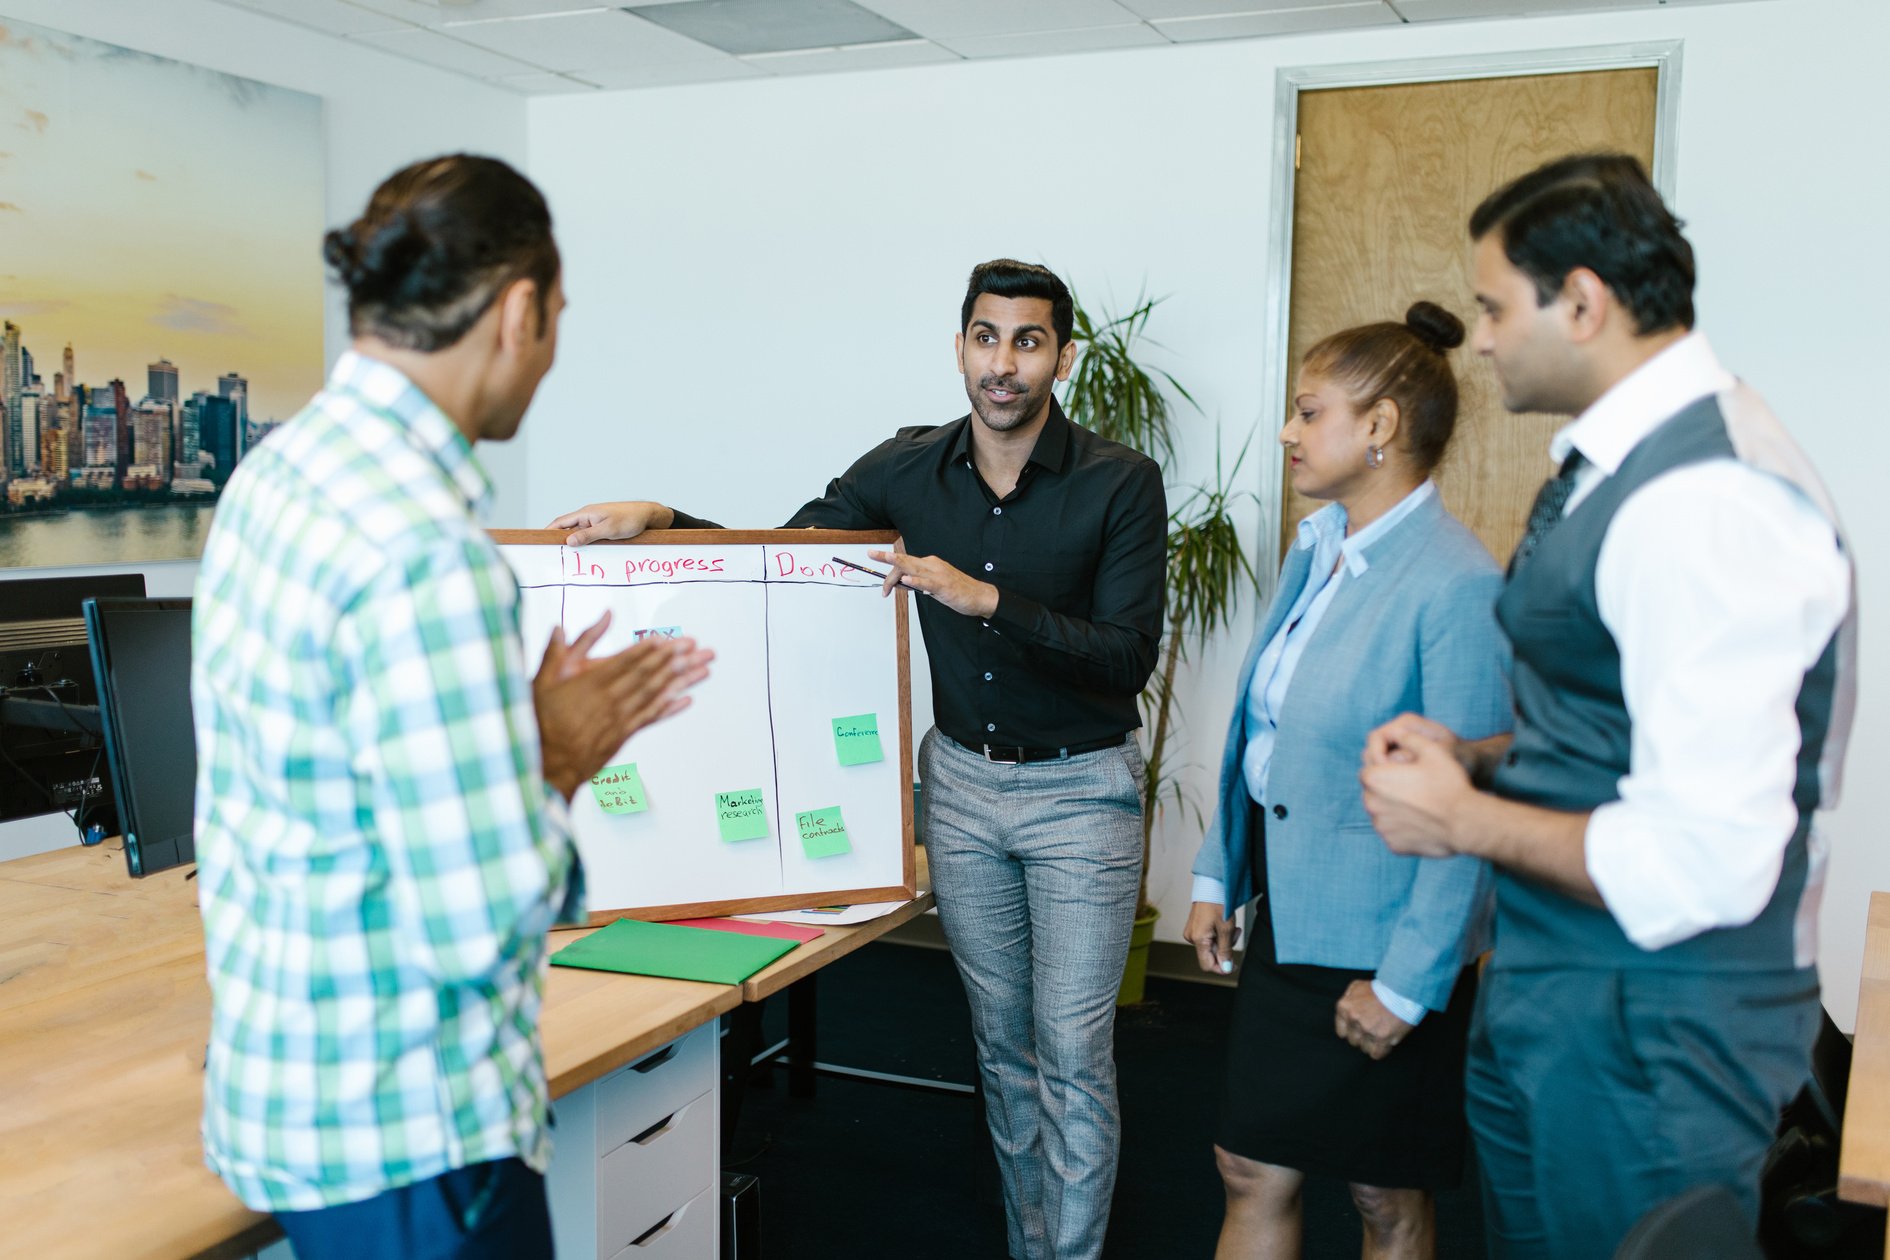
[1839, 891, 1890, 1230]
[0, 843, 736, 1260]
[740, 847, 934, 1002]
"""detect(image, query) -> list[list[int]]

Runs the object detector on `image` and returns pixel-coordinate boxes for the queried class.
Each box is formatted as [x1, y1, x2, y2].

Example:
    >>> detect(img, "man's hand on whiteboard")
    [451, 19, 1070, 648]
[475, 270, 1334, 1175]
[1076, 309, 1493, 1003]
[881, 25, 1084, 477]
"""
[534, 611, 715, 801]
[866, 547, 998, 619]
[547, 500, 675, 546]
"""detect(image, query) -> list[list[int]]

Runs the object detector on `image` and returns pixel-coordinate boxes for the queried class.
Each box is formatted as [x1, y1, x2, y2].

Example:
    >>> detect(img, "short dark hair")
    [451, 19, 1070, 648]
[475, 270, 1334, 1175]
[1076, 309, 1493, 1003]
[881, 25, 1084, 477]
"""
[322, 154, 560, 352]
[1303, 301, 1466, 476]
[1468, 153, 1695, 335]
[960, 259, 1074, 347]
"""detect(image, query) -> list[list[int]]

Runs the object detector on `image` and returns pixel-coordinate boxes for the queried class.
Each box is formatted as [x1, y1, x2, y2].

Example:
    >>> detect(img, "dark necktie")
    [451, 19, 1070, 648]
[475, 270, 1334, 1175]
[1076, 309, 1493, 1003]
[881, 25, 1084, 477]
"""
[1510, 449, 1588, 575]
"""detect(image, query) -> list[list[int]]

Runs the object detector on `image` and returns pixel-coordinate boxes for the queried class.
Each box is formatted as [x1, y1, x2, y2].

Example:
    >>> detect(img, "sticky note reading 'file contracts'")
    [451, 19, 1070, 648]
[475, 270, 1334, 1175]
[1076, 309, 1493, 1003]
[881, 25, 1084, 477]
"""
[716, 790, 770, 842]
[831, 713, 884, 766]
[591, 763, 649, 814]
[796, 806, 852, 859]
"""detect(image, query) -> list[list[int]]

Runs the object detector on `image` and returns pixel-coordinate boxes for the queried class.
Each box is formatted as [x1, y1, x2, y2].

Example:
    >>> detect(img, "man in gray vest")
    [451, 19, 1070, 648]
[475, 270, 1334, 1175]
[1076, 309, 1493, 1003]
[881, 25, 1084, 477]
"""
[1357, 153, 1856, 1259]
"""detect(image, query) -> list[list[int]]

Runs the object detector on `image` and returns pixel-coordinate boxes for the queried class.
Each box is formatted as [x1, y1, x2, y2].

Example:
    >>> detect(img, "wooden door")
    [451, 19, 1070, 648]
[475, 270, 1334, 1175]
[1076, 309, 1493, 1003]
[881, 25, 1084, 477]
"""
[1281, 70, 1658, 562]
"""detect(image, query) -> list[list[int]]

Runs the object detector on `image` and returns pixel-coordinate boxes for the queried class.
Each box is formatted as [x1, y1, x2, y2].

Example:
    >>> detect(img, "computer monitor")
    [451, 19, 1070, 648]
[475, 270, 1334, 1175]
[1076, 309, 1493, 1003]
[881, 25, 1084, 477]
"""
[83, 597, 196, 877]
[0, 573, 145, 828]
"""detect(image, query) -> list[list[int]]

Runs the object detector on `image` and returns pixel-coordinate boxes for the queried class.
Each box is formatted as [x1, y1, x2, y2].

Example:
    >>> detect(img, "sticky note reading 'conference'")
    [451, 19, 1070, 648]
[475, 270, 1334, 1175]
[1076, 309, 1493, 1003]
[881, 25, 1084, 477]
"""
[715, 790, 770, 843]
[831, 713, 884, 766]
[796, 806, 851, 859]
[592, 763, 649, 815]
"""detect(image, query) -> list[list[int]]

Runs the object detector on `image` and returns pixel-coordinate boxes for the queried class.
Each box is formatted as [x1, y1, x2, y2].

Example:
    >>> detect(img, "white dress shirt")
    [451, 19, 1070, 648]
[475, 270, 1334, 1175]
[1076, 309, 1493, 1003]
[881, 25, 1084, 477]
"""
[1550, 333, 1849, 962]
[1195, 481, 1438, 1024]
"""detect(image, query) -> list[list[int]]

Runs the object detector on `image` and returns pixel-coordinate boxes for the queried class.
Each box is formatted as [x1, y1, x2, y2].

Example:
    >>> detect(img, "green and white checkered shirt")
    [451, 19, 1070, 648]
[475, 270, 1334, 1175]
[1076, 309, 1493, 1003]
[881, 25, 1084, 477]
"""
[191, 350, 582, 1212]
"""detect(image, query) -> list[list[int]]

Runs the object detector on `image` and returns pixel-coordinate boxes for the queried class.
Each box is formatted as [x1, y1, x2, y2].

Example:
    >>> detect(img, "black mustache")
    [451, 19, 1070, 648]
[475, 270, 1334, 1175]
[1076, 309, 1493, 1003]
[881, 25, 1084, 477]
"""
[978, 376, 1028, 396]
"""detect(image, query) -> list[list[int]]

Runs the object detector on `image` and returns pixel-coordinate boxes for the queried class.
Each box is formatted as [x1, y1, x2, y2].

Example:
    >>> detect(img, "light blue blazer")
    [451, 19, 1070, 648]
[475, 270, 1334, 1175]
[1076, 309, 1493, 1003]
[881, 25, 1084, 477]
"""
[1191, 491, 1510, 1011]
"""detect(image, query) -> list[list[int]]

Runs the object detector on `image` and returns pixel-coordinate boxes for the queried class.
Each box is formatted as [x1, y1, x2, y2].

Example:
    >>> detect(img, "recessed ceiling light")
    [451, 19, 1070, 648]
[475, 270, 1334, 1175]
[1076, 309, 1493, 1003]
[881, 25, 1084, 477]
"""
[623, 0, 919, 57]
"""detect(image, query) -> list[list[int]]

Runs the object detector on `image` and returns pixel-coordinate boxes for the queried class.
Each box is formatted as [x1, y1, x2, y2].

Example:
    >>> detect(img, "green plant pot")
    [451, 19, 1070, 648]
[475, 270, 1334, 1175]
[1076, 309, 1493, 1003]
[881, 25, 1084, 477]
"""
[1117, 906, 1161, 1006]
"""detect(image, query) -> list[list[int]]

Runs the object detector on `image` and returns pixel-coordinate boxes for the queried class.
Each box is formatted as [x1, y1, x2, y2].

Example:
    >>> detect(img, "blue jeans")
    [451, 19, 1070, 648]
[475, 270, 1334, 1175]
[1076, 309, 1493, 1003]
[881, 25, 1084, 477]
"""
[919, 729, 1145, 1260]
[274, 1158, 552, 1260]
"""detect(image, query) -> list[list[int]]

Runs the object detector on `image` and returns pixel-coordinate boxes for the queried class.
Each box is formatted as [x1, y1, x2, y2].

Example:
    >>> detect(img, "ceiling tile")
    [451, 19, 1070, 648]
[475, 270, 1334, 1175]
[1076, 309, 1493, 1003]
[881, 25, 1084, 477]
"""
[444, 9, 726, 71]
[627, 0, 919, 55]
[855, 0, 1145, 40]
[210, 0, 421, 36]
[577, 58, 766, 88]
[741, 37, 960, 76]
[1122, 0, 1382, 17]
[490, 70, 604, 91]
[1390, 0, 1664, 16]
[937, 22, 1170, 58]
[349, 0, 619, 21]
[349, 26, 545, 74]
[1154, 2, 1399, 41]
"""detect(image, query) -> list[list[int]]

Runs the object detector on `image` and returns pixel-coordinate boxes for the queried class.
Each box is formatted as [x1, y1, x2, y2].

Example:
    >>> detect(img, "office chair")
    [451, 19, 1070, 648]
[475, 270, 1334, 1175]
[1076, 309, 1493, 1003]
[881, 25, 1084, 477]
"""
[1614, 1185, 1763, 1260]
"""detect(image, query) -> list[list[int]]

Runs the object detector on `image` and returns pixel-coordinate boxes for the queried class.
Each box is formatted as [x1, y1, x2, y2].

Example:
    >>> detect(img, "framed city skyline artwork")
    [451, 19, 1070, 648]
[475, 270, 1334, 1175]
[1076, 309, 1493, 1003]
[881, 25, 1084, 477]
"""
[0, 17, 322, 569]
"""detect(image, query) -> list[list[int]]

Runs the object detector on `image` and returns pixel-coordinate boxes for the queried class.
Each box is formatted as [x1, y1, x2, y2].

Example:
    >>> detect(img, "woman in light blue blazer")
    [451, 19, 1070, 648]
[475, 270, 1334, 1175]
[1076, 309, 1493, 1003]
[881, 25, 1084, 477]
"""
[1182, 302, 1509, 1259]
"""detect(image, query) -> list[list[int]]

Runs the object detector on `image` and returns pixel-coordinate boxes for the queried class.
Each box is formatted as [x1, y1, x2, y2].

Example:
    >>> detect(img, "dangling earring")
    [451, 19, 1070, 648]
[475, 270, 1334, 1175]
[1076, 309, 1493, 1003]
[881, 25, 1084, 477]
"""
[1366, 445, 1385, 469]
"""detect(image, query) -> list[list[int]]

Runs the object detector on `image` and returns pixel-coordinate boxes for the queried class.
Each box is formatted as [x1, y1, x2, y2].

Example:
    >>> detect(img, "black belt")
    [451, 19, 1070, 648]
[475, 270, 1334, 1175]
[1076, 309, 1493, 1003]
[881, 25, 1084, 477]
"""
[945, 733, 1129, 765]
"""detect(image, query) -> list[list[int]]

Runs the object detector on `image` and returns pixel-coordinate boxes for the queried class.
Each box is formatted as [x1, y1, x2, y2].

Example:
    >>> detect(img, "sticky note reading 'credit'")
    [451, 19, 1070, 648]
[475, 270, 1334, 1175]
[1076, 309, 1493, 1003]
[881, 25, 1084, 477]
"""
[831, 713, 884, 766]
[591, 763, 648, 815]
[716, 790, 770, 842]
[796, 806, 852, 859]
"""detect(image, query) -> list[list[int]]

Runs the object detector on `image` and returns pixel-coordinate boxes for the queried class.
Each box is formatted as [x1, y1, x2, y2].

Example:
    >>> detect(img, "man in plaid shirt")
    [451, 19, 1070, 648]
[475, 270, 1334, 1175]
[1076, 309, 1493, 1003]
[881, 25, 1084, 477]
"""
[190, 155, 711, 1258]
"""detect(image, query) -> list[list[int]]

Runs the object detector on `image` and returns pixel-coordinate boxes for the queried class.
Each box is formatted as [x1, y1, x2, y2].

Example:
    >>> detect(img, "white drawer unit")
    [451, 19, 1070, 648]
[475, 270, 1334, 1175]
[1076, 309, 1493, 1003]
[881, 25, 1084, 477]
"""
[607, 1184, 717, 1260]
[549, 1023, 720, 1260]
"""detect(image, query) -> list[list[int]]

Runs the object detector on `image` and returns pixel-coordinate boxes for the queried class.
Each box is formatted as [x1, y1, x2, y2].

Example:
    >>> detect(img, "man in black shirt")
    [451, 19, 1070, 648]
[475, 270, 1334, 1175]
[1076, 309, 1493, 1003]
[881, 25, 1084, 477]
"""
[551, 260, 1166, 1260]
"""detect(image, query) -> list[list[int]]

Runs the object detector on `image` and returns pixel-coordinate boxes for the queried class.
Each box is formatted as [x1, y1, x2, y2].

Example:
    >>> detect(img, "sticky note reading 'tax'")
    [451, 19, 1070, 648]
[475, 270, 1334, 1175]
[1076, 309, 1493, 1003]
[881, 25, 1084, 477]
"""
[591, 763, 649, 815]
[716, 790, 770, 843]
[831, 713, 884, 766]
[796, 806, 851, 859]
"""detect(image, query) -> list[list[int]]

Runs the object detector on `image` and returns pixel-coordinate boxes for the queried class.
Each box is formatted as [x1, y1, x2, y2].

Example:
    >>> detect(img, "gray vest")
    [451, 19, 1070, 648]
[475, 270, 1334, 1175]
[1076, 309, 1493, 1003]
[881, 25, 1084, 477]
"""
[1490, 386, 1856, 972]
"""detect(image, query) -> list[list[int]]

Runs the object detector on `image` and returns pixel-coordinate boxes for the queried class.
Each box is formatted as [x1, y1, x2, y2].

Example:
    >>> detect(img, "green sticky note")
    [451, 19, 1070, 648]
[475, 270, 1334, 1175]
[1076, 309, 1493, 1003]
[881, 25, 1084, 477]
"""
[716, 789, 770, 843]
[831, 713, 884, 766]
[591, 763, 649, 814]
[796, 806, 852, 859]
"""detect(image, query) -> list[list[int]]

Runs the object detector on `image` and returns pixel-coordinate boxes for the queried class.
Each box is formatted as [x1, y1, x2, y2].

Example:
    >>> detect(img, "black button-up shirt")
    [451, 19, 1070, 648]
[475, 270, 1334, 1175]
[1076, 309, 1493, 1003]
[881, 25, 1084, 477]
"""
[675, 400, 1167, 751]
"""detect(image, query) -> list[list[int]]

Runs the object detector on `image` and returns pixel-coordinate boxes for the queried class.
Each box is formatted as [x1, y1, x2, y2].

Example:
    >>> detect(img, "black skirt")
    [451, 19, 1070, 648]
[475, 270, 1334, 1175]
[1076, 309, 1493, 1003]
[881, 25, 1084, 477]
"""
[1216, 807, 1478, 1190]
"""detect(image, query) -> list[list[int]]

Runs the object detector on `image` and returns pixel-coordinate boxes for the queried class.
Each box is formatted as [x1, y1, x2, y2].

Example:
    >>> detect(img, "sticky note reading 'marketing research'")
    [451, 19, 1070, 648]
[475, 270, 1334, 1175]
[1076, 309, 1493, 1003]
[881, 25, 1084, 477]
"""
[592, 763, 649, 815]
[796, 806, 852, 859]
[831, 713, 884, 766]
[716, 789, 770, 842]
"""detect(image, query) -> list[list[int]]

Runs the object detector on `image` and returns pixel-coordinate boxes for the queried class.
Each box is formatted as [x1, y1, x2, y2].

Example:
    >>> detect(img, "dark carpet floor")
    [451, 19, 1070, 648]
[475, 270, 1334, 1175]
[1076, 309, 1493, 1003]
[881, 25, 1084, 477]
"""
[722, 940, 1487, 1259]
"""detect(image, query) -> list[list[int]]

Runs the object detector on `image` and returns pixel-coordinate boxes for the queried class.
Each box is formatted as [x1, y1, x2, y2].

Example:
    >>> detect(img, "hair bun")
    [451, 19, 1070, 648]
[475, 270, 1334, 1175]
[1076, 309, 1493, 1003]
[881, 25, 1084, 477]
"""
[1405, 300, 1465, 354]
[323, 211, 429, 299]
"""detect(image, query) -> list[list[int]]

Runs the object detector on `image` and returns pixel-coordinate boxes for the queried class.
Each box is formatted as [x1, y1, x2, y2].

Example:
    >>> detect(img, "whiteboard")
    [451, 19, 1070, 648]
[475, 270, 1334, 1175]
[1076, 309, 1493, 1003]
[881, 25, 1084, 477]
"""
[495, 529, 914, 922]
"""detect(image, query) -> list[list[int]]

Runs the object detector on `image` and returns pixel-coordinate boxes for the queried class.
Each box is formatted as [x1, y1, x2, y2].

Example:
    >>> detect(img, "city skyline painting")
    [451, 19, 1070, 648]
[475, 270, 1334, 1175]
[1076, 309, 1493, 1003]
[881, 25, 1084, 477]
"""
[0, 16, 322, 569]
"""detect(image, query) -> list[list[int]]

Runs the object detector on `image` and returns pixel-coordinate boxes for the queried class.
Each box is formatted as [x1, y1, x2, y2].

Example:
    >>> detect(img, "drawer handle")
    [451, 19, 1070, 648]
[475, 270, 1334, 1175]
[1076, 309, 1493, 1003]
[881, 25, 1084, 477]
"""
[631, 1209, 676, 1247]
[631, 1044, 678, 1074]
[632, 1112, 677, 1146]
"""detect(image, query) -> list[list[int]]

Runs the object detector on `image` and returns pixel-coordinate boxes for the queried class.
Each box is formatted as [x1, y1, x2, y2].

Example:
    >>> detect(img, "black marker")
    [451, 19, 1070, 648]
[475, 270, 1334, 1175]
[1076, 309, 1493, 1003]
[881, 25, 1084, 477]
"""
[833, 556, 890, 580]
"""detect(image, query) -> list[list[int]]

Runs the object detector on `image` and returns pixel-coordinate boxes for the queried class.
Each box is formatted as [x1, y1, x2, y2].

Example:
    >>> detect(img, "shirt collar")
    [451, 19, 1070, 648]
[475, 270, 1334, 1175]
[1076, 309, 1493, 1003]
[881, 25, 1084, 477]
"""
[329, 350, 493, 514]
[1294, 480, 1437, 577]
[1549, 331, 1735, 475]
[947, 397, 1074, 474]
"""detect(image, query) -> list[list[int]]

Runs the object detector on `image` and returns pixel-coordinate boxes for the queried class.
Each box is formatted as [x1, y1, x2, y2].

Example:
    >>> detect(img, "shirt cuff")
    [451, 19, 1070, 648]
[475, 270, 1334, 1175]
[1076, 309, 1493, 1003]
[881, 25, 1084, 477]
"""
[987, 587, 1042, 639]
[1192, 875, 1228, 909]
[1587, 804, 1723, 952]
[1371, 980, 1429, 1027]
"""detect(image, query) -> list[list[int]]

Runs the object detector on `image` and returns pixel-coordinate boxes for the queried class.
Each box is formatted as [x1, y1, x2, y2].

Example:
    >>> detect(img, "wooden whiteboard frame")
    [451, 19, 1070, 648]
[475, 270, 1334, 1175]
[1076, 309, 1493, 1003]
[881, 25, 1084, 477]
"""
[492, 528, 915, 922]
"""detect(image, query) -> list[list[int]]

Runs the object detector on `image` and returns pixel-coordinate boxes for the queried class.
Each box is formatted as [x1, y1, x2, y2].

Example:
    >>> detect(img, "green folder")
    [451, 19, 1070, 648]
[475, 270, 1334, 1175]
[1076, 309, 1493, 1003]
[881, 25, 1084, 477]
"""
[551, 918, 798, 984]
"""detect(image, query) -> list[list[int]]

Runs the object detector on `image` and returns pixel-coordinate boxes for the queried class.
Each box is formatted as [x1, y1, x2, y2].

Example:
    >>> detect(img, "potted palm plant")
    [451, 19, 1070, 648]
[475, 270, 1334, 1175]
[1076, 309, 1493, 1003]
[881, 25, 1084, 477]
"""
[1061, 292, 1257, 1005]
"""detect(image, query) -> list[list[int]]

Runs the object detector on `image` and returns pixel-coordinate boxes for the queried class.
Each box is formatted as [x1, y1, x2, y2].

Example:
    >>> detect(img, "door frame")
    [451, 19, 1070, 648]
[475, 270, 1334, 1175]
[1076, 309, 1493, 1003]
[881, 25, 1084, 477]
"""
[1254, 41, 1684, 585]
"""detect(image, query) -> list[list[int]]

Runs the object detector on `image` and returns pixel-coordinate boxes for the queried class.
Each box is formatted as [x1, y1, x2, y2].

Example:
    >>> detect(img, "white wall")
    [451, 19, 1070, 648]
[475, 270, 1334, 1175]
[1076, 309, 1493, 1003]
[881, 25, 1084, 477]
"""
[0, 0, 530, 858]
[525, 0, 1890, 1027]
